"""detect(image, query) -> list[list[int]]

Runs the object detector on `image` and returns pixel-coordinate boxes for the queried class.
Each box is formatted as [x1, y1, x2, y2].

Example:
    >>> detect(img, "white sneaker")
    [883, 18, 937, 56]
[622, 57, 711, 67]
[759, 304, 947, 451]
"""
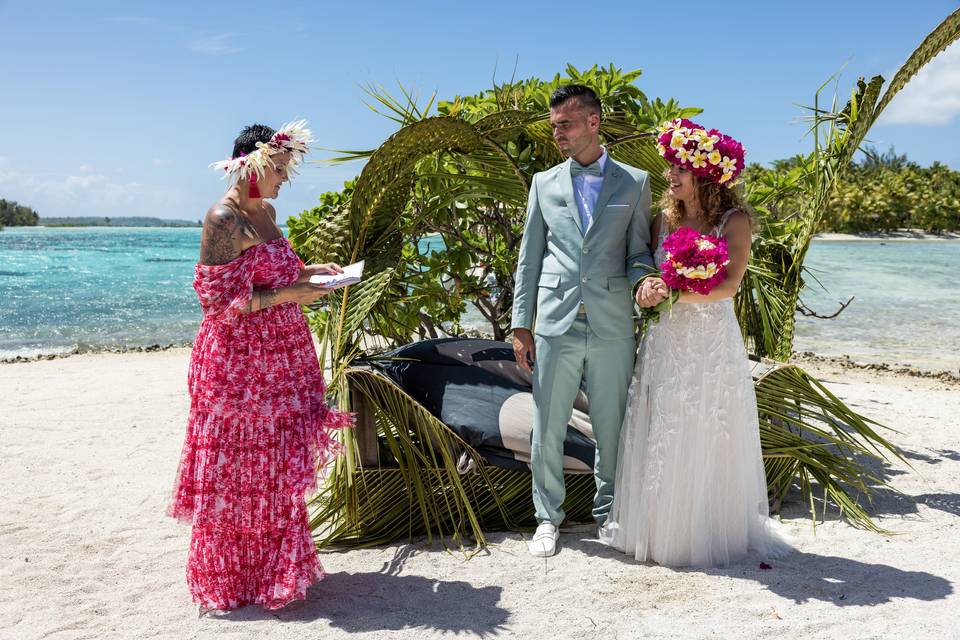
[528, 523, 559, 557]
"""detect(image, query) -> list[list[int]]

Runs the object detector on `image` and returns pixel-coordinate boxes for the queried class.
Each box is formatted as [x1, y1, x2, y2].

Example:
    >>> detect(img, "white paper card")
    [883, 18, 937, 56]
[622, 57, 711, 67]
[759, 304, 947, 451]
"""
[309, 260, 364, 290]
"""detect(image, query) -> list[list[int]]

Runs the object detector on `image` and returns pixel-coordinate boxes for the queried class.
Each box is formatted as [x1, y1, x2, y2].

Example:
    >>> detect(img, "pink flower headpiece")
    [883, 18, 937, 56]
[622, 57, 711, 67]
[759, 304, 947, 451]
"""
[655, 118, 745, 187]
[210, 119, 313, 183]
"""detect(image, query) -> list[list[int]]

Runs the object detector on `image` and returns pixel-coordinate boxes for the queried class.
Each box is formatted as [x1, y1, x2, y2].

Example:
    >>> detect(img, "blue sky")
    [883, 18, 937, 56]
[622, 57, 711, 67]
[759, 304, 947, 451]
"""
[1, 1, 958, 220]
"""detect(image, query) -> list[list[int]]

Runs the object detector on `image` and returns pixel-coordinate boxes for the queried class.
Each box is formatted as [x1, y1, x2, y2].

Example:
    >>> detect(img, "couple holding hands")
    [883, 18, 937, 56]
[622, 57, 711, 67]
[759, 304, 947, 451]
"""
[511, 85, 790, 564]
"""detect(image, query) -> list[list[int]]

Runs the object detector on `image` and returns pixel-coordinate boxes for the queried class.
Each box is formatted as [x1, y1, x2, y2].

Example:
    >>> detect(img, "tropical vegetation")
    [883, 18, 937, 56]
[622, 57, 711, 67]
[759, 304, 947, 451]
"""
[289, 10, 960, 547]
[745, 148, 960, 234]
[0, 199, 39, 227]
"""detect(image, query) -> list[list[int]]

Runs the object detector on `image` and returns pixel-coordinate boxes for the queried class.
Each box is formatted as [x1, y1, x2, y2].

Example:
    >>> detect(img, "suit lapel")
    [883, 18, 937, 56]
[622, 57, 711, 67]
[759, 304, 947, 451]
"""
[586, 160, 623, 238]
[554, 159, 582, 235]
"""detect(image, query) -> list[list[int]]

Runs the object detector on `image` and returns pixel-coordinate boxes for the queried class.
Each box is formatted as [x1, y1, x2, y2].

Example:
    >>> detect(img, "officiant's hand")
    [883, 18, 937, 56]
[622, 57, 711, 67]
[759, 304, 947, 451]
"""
[637, 277, 668, 308]
[512, 328, 536, 373]
[287, 282, 333, 304]
[297, 263, 343, 283]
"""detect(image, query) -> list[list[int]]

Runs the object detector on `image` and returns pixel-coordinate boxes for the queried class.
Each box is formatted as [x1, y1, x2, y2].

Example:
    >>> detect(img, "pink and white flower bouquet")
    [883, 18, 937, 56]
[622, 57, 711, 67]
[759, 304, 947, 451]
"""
[641, 227, 731, 322]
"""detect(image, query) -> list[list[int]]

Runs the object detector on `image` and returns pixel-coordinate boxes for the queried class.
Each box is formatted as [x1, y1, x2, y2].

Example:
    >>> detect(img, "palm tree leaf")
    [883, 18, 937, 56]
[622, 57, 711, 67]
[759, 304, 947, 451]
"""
[426, 142, 531, 208]
[754, 361, 902, 531]
[350, 116, 484, 253]
[322, 267, 397, 370]
[417, 171, 529, 210]
[291, 202, 355, 266]
[474, 109, 541, 142]
[606, 134, 669, 200]
[317, 149, 376, 163]
[874, 9, 960, 116]
[311, 368, 599, 548]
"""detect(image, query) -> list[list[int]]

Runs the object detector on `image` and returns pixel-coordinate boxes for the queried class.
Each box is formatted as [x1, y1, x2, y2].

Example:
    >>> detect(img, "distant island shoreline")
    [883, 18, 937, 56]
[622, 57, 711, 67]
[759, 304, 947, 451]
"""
[37, 216, 202, 228]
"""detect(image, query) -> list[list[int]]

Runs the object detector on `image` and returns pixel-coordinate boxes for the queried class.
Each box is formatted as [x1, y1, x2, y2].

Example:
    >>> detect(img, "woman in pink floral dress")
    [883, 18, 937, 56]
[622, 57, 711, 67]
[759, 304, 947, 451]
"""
[168, 121, 351, 612]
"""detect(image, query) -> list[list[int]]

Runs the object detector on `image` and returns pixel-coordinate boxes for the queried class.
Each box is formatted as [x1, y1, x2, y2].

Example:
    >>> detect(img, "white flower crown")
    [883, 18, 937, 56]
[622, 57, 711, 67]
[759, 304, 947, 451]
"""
[210, 119, 313, 183]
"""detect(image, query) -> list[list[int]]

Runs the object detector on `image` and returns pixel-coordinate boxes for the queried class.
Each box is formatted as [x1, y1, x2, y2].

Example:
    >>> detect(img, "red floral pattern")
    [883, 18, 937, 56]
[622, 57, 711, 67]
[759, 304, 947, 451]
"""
[168, 237, 351, 611]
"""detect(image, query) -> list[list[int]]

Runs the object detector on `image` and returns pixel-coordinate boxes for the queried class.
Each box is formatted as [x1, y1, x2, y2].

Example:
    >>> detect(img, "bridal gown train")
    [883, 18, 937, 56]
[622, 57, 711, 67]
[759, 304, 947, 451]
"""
[600, 212, 792, 567]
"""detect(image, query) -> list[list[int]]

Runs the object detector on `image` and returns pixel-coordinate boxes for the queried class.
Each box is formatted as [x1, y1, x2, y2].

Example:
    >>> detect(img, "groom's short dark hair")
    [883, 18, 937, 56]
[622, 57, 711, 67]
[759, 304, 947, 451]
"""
[550, 84, 602, 118]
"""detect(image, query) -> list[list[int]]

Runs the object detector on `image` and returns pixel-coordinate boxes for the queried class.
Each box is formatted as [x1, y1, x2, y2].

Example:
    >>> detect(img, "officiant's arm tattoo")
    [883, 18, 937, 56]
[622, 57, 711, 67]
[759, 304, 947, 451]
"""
[258, 288, 278, 310]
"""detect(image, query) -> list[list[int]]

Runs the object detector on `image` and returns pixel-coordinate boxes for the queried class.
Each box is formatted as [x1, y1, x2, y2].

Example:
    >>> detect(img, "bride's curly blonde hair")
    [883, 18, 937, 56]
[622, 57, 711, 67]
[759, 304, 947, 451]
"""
[657, 171, 754, 231]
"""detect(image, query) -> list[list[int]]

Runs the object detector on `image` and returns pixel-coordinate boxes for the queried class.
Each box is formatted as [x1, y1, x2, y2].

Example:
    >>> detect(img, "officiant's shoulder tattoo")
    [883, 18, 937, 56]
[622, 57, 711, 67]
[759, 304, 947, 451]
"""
[200, 205, 255, 265]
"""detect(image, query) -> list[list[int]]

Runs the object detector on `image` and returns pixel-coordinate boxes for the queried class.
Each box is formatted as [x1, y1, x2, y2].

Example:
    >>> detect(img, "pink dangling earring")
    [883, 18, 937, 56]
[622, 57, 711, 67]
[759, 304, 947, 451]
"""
[248, 172, 261, 199]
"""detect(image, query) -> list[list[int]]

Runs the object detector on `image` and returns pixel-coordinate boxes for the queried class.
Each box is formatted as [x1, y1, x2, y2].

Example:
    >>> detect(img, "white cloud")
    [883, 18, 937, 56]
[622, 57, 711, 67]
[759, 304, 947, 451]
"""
[65, 174, 104, 188]
[187, 33, 242, 56]
[880, 41, 960, 126]
[0, 168, 187, 218]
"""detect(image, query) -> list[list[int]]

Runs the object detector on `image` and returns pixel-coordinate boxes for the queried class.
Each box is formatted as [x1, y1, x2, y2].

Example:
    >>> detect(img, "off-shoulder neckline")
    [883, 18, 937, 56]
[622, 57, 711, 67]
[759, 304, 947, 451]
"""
[195, 236, 287, 270]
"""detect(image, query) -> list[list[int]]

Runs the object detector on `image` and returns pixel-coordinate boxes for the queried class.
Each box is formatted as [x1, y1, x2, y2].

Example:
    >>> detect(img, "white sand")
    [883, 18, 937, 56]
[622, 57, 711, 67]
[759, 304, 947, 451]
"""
[2, 349, 959, 639]
[814, 230, 960, 241]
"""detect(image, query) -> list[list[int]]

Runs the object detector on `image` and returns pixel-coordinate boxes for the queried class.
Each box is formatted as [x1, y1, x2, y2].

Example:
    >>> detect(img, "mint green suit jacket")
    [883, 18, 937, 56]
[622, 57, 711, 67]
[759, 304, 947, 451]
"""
[512, 157, 654, 338]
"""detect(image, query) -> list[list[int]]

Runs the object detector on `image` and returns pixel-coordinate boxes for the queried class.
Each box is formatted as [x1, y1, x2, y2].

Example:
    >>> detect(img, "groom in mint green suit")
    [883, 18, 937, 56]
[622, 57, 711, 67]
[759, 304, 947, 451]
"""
[511, 85, 654, 557]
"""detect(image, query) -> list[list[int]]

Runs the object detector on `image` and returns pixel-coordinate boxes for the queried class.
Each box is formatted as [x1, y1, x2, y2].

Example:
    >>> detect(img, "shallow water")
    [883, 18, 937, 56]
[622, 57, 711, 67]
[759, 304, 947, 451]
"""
[1, 227, 957, 373]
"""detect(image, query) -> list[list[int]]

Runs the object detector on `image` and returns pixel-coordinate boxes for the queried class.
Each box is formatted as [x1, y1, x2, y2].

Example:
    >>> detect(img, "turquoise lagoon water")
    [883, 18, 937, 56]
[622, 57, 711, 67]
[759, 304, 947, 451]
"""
[1, 227, 204, 357]
[793, 239, 959, 374]
[1, 227, 957, 373]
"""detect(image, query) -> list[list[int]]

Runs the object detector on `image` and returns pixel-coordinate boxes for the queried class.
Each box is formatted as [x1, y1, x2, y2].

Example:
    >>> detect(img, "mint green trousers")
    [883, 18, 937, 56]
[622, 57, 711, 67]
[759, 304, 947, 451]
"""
[531, 313, 636, 525]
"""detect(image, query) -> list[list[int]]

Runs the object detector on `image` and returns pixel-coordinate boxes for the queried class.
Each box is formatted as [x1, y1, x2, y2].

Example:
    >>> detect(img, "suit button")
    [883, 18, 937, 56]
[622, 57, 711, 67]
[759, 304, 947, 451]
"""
[583, 248, 590, 254]
[581, 277, 588, 283]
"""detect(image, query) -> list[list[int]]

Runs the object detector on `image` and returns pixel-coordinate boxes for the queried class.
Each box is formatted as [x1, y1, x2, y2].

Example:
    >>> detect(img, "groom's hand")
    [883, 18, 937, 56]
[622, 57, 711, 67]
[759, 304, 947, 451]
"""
[637, 277, 668, 308]
[512, 328, 536, 373]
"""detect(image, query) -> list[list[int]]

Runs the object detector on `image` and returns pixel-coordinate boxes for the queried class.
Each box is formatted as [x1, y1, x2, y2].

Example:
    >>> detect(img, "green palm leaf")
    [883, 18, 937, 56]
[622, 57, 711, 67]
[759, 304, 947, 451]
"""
[474, 109, 540, 140]
[606, 134, 669, 200]
[349, 116, 483, 251]
[318, 267, 397, 376]
[874, 8, 960, 115]
[311, 368, 596, 548]
[289, 201, 354, 266]
[754, 361, 904, 532]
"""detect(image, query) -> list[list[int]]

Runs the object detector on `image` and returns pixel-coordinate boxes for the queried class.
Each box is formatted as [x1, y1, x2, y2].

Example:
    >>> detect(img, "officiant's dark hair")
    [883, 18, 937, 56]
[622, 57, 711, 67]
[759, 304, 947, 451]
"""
[550, 85, 602, 118]
[232, 124, 276, 159]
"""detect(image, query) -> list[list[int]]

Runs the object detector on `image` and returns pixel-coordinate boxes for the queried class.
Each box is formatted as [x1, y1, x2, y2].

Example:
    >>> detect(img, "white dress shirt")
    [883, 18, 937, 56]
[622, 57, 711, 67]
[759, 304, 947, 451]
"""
[571, 148, 607, 233]
[572, 148, 607, 309]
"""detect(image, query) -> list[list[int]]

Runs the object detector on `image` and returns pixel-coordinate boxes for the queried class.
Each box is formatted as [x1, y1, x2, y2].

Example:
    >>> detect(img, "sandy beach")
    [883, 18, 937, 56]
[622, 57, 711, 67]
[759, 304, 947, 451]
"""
[813, 230, 960, 241]
[2, 348, 960, 640]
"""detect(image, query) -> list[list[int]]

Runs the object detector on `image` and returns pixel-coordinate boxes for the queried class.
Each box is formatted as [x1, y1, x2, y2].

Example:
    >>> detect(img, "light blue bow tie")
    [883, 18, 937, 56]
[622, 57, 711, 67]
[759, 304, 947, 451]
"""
[570, 161, 602, 177]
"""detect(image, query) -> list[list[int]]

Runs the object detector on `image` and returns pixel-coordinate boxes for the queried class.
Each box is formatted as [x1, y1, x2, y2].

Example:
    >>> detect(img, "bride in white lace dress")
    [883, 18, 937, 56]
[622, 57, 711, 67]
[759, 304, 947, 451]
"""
[600, 121, 791, 567]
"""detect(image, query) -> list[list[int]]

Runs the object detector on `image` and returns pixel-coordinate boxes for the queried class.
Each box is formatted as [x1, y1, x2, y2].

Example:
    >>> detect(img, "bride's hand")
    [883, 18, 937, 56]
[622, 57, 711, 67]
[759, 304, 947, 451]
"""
[637, 277, 668, 307]
[298, 263, 343, 283]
